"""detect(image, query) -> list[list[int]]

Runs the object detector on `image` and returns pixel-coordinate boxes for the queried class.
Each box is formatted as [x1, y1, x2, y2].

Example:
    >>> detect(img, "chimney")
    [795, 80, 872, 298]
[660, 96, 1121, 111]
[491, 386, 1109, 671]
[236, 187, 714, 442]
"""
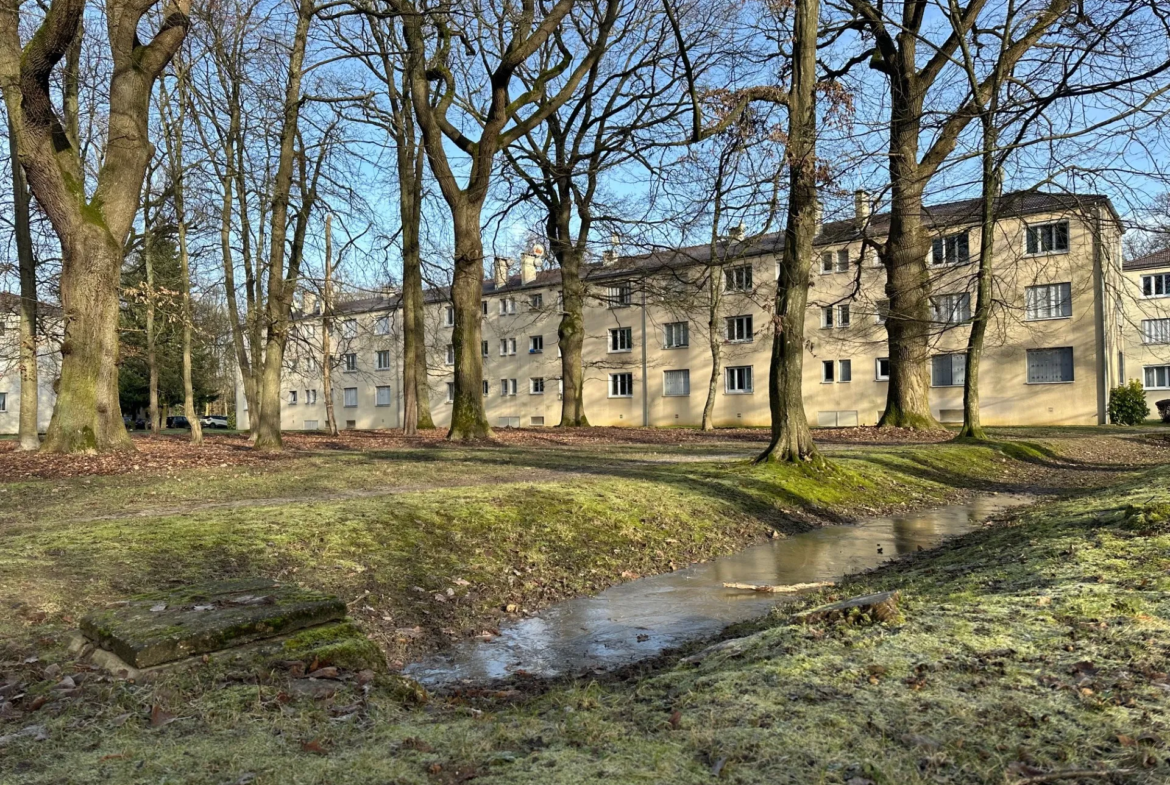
[813, 199, 823, 230]
[520, 252, 537, 285]
[493, 256, 510, 288]
[854, 190, 871, 223]
[303, 291, 318, 314]
[729, 222, 746, 242]
[602, 233, 620, 266]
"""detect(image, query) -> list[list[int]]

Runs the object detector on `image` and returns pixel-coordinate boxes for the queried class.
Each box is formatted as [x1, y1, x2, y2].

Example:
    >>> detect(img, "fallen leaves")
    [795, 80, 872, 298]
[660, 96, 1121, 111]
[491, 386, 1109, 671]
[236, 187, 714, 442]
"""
[149, 705, 178, 728]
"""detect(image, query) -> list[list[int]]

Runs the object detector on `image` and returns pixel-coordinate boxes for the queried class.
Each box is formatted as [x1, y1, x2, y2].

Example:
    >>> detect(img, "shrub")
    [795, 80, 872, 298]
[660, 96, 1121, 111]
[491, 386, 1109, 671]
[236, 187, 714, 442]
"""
[1108, 380, 1150, 426]
[1157, 399, 1170, 424]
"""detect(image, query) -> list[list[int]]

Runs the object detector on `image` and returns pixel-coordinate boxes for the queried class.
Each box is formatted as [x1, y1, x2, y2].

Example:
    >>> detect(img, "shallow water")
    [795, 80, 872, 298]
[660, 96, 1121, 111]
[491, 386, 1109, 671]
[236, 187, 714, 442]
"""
[404, 493, 1035, 687]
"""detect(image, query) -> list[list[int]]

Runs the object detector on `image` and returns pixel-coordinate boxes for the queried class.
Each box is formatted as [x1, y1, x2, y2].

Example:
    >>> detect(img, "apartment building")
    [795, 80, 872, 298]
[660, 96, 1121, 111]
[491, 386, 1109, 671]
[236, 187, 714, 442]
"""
[235, 191, 1129, 432]
[1121, 247, 1170, 413]
[0, 292, 59, 435]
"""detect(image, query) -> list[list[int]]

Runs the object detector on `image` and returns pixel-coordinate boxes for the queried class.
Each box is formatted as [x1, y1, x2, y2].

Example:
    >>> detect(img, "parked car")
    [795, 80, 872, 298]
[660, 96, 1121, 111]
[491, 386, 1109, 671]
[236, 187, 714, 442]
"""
[201, 415, 230, 429]
[167, 416, 191, 429]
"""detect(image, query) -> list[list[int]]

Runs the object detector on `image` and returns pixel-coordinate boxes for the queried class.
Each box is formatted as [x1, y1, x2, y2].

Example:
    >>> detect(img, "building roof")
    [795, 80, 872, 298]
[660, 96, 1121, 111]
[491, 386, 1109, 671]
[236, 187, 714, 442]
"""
[0, 291, 61, 317]
[317, 190, 1117, 319]
[1123, 247, 1170, 272]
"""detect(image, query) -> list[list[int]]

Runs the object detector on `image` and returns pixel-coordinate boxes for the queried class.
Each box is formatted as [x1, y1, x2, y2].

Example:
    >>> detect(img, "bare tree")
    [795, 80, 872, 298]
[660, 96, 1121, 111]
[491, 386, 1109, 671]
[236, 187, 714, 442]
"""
[0, 0, 189, 452]
[6, 112, 37, 449]
[321, 213, 340, 435]
[386, 0, 620, 440]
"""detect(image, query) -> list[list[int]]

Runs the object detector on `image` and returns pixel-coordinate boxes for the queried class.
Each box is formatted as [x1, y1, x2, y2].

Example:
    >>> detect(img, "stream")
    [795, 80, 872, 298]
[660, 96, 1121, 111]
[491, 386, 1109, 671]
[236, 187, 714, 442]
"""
[404, 493, 1035, 688]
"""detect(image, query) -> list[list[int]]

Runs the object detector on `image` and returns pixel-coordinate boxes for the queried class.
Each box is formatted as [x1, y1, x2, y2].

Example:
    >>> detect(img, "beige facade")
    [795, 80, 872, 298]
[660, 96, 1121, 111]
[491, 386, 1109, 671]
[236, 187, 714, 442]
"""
[0, 293, 59, 435]
[1120, 248, 1170, 414]
[236, 192, 1134, 432]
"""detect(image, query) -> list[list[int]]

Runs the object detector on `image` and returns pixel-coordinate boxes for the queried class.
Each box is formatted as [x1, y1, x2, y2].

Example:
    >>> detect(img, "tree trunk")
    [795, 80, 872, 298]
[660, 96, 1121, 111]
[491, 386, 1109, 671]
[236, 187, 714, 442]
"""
[702, 273, 721, 431]
[960, 118, 998, 441]
[42, 229, 134, 453]
[446, 203, 491, 440]
[558, 245, 589, 427]
[145, 239, 161, 432]
[400, 141, 432, 433]
[8, 115, 38, 450]
[757, 0, 820, 464]
[878, 77, 939, 430]
[178, 218, 202, 445]
[322, 213, 339, 436]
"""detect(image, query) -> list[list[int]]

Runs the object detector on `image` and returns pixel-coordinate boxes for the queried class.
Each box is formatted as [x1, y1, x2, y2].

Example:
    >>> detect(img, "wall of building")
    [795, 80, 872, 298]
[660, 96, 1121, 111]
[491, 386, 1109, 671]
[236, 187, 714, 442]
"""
[1121, 261, 1170, 415]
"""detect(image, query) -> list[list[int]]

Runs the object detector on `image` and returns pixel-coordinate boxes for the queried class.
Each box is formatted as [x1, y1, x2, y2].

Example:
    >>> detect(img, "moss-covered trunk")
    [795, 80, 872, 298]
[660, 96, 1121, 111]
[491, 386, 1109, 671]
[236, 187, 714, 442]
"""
[758, 0, 820, 465]
[42, 228, 133, 454]
[553, 203, 588, 428]
[446, 203, 491, 441]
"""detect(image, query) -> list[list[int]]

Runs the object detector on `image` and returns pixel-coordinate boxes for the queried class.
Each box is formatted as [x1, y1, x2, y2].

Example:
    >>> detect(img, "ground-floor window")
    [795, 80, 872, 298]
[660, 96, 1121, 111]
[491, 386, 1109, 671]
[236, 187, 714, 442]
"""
[1145, 365, 1170, 389]
[931, 353, 966, 387]
[610, 372, 634, 397]
[343, 387, 358, 407]
[0, 392, 6, 412]
[303, 420, 318, 430]
[1027, 347, 1074, 384]
[305, 389, 317, 405]
[875, 357, 890, 381]
[376, 386, 392, 407]
[531, 377, 545, 394]
[725, 365, 753, 394]
[663, 369, 690, 396]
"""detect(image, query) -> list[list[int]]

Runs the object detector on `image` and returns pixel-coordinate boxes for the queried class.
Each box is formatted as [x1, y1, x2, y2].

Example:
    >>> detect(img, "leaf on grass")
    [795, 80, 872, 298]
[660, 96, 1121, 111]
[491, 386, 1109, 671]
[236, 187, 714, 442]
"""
[301, 739, 328, 755]
[149, 705, 177, 728]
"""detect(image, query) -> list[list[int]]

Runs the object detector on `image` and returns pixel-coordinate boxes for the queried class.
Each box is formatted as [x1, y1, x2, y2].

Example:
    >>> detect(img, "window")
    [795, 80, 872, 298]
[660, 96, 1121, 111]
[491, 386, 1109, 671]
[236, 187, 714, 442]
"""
[1142, 273, 1170, 298]
[343, 353, 357, 372]
[530, 293, 543, 309]
[931, 232, 970, 266]
[874, 299, 889, 324]
[530, 377, 545, 394]
[931, 292, 971, 325]
[445, 345, 455, 366]
[483, 380, 490, 396]
[500, 338, 517, 356]
[531, 416, 545, 426]
[875, 357, 890, 381]
[1027, 347, 1074, 384]
[821, 306, 834, 329]
[343, 387, 358, 407]
[446, 383, 455, 402]
[725, 365, 753, 393]
[482, 340, 489, 358]
[376, 386, 392, 407]
[610, 373, 634, 397]
[725, 265, 753, 292]
[499, 298, 517, 315]
[837, 304, 851, 328]
[1026, 221, 1070, 255]
[1025, 283, 1072, 320]
[663, 369, 690, 397]
[931, 354, 966, 387]
[726, 315, 753, 342]
[839, 359, 852, 382]
[610, 327, 633, 352]
[501, 378, 517, 396]
[374, 316, 390, 335]
[288, 390, 298, 405]
[821, 360, 834, 383]
[445, 306, 455, 326]
[1142, 318, 1170, 345]
[607, 284, 632, 308]
[303, 420, 318, 431]
[664, 321, 689, 348]
[340, 319, 357, 339]
[305, 389, 317, 405]
[482, 301, 489, 316]
[529, 335, 544, 354]
[345, 420, 356, 430]
[835, 248, 849, 273]
[376, 350, 391, 370]
[820, 251, 834, 273]
[1145, 365, 1170, 389]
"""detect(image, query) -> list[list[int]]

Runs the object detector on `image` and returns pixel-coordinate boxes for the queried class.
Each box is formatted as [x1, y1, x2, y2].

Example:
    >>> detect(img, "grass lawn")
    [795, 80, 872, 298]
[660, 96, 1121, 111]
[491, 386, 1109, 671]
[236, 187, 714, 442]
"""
[1, 427, 1168, 783]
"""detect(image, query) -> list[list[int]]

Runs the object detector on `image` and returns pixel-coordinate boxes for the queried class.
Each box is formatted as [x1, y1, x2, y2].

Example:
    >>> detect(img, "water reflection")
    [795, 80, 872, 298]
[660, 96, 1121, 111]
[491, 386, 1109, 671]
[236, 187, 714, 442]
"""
[404, 494, 1033, 687]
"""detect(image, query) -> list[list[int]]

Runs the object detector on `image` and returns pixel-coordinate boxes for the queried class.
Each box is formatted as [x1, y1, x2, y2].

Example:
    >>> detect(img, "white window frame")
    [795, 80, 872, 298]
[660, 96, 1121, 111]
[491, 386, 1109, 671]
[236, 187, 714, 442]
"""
[820, 251, 834, 274]
[663, 369, 691, 397]
[725, 314, 753, 343]
[1141, 318, 1170, 345]
[482, 340, 489, 358]
[288, 390, 298, 405]
[821, 306, 834, 329]
[483, 380, 490, 396]
[609, 372, 634, 398]
[529, 335, 544, 354]
[340, 319, 357, 339]
[931, 232, 971, 266]
[306, 389, 317, 405]
[376, 349, 391, 370]
[664, 321, 689, 349]
[609, 327, 633, 353]
[725, 365, 753, 394]
[530, 377, 545, 395]
[1026, 347, 1075, 384]
[446, 383, 455, 403]
[530, 293, 543, 309]
[1144, 364, 1170, 390]
[607, 284, 632, 308]
[445, 306, 455, 326]
[837, 304, 851, 328]
[875, 357, 890, 381]
[343, 353, 357, 372]
[445, 344, 455, 366]
[1025, 282, 1073, 321]
[1025, 221, 1070, 256]
[931, 353, 967, 387]
[821, 360, 834, 383]
[1142, 273, 1170, 298]
[874, 300, 889, 324]
[931, 292, 972, 326]
[835, 248, 850, 273]
[374, 316, 390, 336]
[375, 386, 392, 407]
[343, 387, 358, 408]
[838, 359, 852, 383]
[499, 298, 517, 315]
[725, 265, 753, 292]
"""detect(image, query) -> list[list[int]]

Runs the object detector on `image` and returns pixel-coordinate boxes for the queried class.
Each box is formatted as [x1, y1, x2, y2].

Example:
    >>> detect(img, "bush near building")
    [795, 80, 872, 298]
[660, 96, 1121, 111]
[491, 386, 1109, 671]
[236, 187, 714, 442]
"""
[1108, 380, 1150, 425]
